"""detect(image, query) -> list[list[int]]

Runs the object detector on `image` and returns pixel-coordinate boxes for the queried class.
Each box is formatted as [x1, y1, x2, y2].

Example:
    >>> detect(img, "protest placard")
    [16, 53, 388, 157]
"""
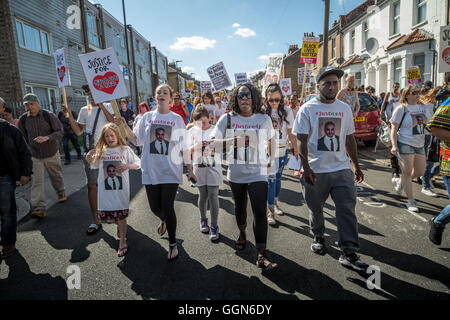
[54, 48, 71, 88]
[200, 81, 212, 94]
[438, 25, 450, 73]
[207, 62, 232, 92]
[300, 37, 320, 64]
[235, 73, 250, 85]
[79, 48, 128, 136]
[280, 78, 292, 96]
[298, 68, 312, 85]
[262, 53, 284, 97]
[186, 80, 195, 92]
[79, 48, 128, 104]
[194, 90, 199, 97]
[406, 66, 422, 84]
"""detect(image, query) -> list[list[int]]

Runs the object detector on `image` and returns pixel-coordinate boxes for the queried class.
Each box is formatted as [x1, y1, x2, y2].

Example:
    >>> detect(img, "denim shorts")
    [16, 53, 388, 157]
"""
[83, 156, 99, 185]
[398, 142, 425, 155]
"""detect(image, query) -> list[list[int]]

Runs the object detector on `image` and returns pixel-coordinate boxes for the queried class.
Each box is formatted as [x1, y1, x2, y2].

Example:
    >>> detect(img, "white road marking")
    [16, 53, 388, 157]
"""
[405, 210, 428, 222]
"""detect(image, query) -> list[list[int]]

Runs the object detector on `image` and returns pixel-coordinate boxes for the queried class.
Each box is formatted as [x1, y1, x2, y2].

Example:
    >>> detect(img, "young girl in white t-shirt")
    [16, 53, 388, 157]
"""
[188, 106, 223, 241]
[86, 123, 140, 257]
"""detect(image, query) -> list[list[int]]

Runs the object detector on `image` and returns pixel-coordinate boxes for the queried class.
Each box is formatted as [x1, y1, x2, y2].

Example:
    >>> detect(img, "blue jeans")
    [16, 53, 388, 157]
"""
[267, 149, 289, 208]
[434, 175, 450, 227]
[0, 175, 17, 246]
[422, 135, 440, 189]
[62, 133, 81, 161]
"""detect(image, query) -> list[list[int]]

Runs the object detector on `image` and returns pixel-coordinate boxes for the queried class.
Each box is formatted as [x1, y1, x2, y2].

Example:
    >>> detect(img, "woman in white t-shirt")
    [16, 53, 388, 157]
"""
[86, 123, 141, 257]
[202, 91, 219, 125]
[215, 96, 226, 122]
[264, 83, 298, 225]
[188, 106, 223, 241]
[133, 84, 197, 261]
[210, 84, 278, 272]
[390, 85, 433, 212]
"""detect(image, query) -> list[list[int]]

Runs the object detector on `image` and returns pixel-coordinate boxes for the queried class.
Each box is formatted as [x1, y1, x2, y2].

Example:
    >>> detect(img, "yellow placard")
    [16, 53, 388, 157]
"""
[300, 37, 320, 64]
[186, 80, 195, 91]
[406, 66, 421, 83]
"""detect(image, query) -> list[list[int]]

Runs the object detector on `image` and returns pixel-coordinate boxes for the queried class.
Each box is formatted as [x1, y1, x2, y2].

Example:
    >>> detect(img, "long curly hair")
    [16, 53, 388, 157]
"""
[93, 123, 128, 166]
[228, 83, 263, 115]
[264, 83, 289, 126]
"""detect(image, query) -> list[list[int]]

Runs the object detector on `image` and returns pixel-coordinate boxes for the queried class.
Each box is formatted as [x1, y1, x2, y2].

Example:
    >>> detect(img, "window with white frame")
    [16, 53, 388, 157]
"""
[413, 53, 425, 79]
[332, 37, 336, 58]
[350, 30, 355, 54]
[15, 20, 50, 54]
[86, 10, 100, 47]
[393, 58, 402, 84]
[392, 1, 400, 35]
[416, 0, 427, 25]
[355, 72, 362, 87]
[362, 22, 369, 49]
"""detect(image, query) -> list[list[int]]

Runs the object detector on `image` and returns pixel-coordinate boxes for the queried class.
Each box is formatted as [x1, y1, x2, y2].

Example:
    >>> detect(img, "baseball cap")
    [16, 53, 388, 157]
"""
[424, 80, 433, 90]
[23, 93, 38, 105]
[316, 66, 344, 82]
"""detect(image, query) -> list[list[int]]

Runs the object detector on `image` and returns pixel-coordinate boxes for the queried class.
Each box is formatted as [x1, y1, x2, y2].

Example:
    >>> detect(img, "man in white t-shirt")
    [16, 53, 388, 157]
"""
[293, 66, 368, 272]
[63, 84, 115, 235]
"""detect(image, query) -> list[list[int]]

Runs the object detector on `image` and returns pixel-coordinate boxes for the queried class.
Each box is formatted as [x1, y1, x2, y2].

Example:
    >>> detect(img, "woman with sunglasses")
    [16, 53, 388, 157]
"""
[169, 92, 190, 125]
[390, 85, 434, 212]
[264, 84, 298, 225]
[210, 84, 278, 271]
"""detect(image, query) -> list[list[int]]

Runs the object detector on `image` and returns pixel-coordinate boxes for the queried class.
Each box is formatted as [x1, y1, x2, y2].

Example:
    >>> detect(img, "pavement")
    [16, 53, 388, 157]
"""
[1, 145, 449, 300]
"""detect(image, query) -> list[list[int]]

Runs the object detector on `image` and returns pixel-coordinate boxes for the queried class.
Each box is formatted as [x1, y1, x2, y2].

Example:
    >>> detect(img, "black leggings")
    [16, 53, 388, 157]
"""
[229, 181, 268, 250]
[145, 184, 179, 244]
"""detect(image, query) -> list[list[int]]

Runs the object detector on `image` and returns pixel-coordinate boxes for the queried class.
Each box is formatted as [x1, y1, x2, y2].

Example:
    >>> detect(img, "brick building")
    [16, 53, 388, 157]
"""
[0, 0, 170, 115]
[280, 45, 307, 97]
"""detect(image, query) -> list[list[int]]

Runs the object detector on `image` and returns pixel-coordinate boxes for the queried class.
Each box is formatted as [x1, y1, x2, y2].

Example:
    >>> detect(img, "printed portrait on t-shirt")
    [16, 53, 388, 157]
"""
[233, 129, 257, 163]
[317, 118, 342, 152]
[149, 125, 172, 155]
[412, 114, 426, 135]
[271, 116, 283, 140]
[103, 161, 123, 190]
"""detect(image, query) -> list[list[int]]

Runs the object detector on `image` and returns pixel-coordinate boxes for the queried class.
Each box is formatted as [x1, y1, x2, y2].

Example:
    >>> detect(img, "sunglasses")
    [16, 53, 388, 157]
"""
[268, 98, 281, 103]
[238, 92, 252, 100]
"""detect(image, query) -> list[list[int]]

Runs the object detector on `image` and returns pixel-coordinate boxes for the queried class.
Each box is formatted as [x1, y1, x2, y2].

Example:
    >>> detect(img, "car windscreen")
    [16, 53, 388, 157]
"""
[358, 93, 378, 112]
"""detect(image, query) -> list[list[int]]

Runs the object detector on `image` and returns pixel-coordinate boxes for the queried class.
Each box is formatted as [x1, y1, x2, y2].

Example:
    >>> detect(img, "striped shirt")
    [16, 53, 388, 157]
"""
[18, 109, 64, 159]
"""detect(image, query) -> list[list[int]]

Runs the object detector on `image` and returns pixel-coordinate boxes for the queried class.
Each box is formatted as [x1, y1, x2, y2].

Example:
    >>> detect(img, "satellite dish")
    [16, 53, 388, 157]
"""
[365, 38, 379, 54]
[337, 57, 345, 65]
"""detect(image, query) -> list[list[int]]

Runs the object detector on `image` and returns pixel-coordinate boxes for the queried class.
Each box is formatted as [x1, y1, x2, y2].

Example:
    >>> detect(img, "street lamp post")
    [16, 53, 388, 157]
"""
[122, 0, 135, 109]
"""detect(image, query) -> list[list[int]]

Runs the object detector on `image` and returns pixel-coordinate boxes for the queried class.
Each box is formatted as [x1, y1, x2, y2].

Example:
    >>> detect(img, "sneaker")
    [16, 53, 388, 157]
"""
[209, 225, 219, 241]
[421, 188, 437, 197]
[58, 191, 67, 202]
[429, 218, 444, 245]
[267, 210, 276, 225]
[310, 236, 326, 255]
[30, 209, 46, 219]
[273, 204, 284, 216]
[406, 199, 419, 212]
[200, 218, 209, 233]
[339, 252, 369, 271]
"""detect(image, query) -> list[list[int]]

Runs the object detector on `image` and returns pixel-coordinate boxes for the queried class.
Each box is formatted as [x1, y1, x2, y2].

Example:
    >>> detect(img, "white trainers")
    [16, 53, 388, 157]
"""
[267, 209, 276, 225]
[421, 188, 437, 197]
[273, 204, 284, 215]
[406, 199, 419, 212]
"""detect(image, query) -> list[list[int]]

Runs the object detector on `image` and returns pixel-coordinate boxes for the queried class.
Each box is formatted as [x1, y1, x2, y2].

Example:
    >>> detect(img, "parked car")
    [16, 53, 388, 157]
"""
[300, 92, 380, 147]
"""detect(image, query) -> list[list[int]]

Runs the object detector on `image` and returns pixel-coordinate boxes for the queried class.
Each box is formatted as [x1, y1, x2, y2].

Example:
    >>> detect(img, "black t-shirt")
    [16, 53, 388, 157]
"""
[120, 108, 135, 127]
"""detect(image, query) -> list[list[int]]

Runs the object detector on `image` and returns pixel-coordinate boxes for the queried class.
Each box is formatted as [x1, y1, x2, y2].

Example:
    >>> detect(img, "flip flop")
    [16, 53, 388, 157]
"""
[86, 223, 102, 235]
[117, 245, 128, 257]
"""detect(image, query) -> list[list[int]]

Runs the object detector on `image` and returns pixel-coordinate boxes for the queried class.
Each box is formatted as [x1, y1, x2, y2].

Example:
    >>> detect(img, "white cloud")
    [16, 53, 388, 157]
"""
[234, 27, 256, 38]
[169, 36, 216, 51]
[338, 0, 344, 5]
[232, 23, 240, 28]
[182, 66, 195, 73]
[258, 55, 270, 64]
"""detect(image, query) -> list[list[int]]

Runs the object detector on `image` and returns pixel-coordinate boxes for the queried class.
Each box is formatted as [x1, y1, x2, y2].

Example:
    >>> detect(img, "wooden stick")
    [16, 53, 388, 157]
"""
[62, 86, 69, 118]
[109, 99, 127, 138]
[301, 63, 309, 100]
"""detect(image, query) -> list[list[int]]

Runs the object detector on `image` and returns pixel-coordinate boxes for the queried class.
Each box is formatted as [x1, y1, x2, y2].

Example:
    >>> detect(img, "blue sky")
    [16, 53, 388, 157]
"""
[93, 0, 366, 83]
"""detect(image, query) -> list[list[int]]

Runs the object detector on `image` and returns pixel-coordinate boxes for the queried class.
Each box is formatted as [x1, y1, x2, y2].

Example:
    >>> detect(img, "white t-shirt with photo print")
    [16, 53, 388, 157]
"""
[390, 104, 434, 148]
[134, 110, 188, 185]
[204, 104, 219, 124]
[91, 146, 140, 211]
[188, 125, 222, 186]
[293, 98, 355, 173]
[211, 112, 275, 183]
[270, 106, 295, 150]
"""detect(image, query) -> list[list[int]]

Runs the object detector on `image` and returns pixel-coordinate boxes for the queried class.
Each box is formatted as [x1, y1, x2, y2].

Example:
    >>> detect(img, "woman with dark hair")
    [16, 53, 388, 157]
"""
[210, 84, 278, 271]
[169, 92, 190, 125]
[202, 91, 218, 124]
[264, 84, 298, 225]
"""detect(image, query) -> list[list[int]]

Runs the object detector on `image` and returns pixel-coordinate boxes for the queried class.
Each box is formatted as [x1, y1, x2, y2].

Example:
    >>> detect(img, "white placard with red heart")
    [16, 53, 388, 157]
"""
[262, 53, 284, 97]
[54, 48, 71, 88]
[79, 48, 128, 104]
[280, 78, 292, 96]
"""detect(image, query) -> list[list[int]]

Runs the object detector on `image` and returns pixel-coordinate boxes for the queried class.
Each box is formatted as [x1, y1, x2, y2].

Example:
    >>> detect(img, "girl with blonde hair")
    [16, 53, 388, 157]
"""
[86, 123, 141, 257]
